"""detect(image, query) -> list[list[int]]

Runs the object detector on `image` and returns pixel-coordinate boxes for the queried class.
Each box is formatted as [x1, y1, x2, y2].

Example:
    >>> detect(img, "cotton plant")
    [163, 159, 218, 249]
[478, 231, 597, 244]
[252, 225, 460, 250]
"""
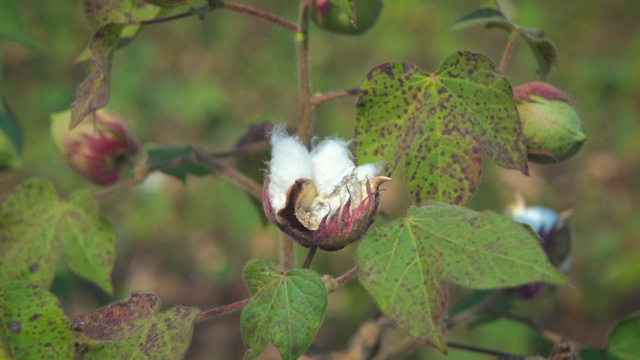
[263, 126, 390, 250]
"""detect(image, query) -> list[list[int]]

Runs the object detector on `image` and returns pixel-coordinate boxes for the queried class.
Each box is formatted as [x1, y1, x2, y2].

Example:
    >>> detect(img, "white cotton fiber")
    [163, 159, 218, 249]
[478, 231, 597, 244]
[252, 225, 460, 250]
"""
[355, 163, 381, 181]
[268, 126, 313, 212]
[310, 139, 356, 195]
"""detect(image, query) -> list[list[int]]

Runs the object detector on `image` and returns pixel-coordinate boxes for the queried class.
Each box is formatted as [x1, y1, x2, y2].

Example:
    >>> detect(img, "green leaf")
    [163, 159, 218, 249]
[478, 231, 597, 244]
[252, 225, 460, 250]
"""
[333, 0, 357, 27]
[451, 1, 558, 78]
[0, 98, 24, 170]
[76, 0, 164, 63]
[0, 280, 74, 358]
[607, 311, 640, 359]
[355, 51, 528, 206]
[143, 0, 195, 8]
[0, 0, 40, 48]
[70, 23, 124, 129]
[241, 259, 328, 360]
[145, 145, 210, 182]
[74, 292, 199, 359]
[357, 202, 566, 351]
[60, 190, 117, 294]
[0, 178, 116, 293]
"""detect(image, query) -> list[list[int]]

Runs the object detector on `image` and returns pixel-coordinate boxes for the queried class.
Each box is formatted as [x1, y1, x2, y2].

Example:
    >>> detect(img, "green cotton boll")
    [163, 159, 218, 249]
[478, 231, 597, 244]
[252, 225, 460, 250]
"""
[514, 81, 586, 164]
[0, 129, 22, 170]
[311, 0, 383, 36]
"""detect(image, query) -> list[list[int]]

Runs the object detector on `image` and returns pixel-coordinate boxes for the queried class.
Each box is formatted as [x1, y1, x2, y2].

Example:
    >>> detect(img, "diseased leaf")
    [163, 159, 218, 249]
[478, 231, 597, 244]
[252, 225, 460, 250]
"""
[357, 203, 566, 352]
[0, 281, 74, 359]
[607, 311, 640, 360]
[451, 0, 558, 77]
[74, 292, 199, 359]
[83, 0, 132, 28]
[70, 23, 124, 129]
[355, 51, 527, 206]
[145, 145, 210, 182]
[241, 259, 328, 360]
[143, 0, 195, 8]
[72, 291, 161, 344]
[0, 178, 116, 293]
[0, 0, 40, 48]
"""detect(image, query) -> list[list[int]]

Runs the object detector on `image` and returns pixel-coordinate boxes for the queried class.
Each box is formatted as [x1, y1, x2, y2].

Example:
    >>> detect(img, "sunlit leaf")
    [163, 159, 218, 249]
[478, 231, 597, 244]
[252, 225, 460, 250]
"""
[74, 292, 199, 359]
[70, 23, 124, 129]
[451, 0, 558, 77]
[241, 259, 328, 360]
[607, 311, 640, 359]
[355, 51, 527, 206]
[145, 145, 210, 182]
[0, 280, 74, 358]
[0, 178, 116, 293]
[0, 0, 40, 48]
[357, 203, 566, 351]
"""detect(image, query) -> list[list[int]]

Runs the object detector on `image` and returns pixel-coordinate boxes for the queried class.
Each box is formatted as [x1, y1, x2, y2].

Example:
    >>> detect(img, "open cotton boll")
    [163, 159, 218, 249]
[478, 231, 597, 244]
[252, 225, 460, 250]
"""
[310, 139, 356, 195]
[356, 163, 381, 181]
[268, 127, 313, 212]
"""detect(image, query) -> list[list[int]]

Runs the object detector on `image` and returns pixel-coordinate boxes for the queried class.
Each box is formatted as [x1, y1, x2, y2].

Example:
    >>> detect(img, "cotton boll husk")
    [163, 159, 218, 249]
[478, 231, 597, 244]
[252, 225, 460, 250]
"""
[311, 139, 356, 195]
[268, 127, 313, 212]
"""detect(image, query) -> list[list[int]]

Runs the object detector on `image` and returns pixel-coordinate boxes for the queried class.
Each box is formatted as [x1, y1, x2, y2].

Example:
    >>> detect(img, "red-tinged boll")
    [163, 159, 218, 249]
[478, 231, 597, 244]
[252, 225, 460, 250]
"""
[514, 81, 586, 164]
[263, 126, 389, 251]
[51, 109, 140, 185]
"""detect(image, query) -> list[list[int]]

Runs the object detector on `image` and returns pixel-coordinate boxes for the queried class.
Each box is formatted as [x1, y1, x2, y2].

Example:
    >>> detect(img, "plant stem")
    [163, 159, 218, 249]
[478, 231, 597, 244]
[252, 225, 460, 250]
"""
[196, 298, 250, 322]
[295, 0, 312, 145]
[219, 1, 298, 32]
[499, 28, 521, 73]
[310, 87, 360, 109]
[191, 149, 263, 199]
[302, 245, 318, 269]
[280, 233, 295, 271]
[134, 4, 215, 25]
[335, 266, 359, 286]
[447, 341, 527, 358]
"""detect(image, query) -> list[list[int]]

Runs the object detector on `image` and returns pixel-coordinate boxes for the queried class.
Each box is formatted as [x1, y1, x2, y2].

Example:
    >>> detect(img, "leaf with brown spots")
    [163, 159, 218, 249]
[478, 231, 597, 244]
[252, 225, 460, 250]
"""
[0, 178, 116, 293]
[241, 259, 328, 360]
[355, 51, 528, 206]
[72, 291, 160, 344]
[83, 0, 132, 28]
[451, 0, 558, 78]
[70, 23, 123, 129]
[0, 280, 74, 359]
[74, 292, 199, 359]
[357, 202, 566, 352]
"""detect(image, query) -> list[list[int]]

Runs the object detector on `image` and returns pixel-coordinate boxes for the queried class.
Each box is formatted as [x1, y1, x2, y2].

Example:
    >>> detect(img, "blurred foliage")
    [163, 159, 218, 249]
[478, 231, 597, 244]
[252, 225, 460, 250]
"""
[1, 0, 639, 358]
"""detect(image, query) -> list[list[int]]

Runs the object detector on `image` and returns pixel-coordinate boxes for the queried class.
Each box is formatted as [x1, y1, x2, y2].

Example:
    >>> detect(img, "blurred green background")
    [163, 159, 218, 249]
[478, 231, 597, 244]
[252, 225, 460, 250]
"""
[1, 0, 640, 358]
